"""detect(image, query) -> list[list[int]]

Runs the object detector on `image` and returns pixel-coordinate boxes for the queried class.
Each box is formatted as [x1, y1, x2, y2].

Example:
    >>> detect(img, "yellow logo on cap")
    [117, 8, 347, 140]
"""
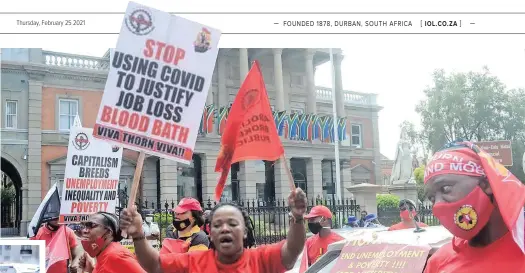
[454, 205, 478, 231]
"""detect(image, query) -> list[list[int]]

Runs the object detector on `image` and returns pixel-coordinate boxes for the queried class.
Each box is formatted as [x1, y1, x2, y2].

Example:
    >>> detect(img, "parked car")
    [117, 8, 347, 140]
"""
[304, 225, 452, 273]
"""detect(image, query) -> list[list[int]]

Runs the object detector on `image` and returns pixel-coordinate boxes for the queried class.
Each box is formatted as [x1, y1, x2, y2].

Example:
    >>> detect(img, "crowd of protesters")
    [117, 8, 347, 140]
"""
[28, 140, 525, 273]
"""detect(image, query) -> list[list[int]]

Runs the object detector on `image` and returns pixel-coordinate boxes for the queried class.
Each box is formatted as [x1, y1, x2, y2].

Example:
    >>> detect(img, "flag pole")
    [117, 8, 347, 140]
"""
[329, 48, 342, 201]
[121, 151, 146, 238]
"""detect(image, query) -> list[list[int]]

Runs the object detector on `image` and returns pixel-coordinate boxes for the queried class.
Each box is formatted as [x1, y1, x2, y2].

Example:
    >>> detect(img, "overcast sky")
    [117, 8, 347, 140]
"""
[45, 35, 525, 159]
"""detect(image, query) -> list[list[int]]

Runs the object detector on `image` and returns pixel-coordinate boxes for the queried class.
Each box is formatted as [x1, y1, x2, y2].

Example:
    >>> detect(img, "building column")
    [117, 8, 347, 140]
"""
[274, 156, 291, 200]
[239, 48, 249, 81]
[159, 159, 178, 202]
[141, 157, 157, 204]
[201, 152, 219, 202]
[26, 80, 43, 231]
[239, 161, 257, 200]
[340, 160, 352, 199]
[306, 157, 323, 200]
[217, 54, 229, 108]
[334, 53, 346, 118]
[273, 48, 285, 111]
[371, 113, 382, 185]
[206, 87, 214, 105]
[305, 49, 317, 114]
[237, 48, 257, 199]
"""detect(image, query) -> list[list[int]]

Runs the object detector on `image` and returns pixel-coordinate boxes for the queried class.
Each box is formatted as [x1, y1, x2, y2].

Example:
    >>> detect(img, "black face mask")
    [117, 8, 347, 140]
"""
[173, 219, 192, 231]
[308, 222, 323, 234]
[46, 222, 59, 231]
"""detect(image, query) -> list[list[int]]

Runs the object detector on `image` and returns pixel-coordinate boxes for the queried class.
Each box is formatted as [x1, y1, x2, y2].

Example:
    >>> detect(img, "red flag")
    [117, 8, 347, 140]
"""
[44, 225, 70, 271]
[214, 61, 285, 200]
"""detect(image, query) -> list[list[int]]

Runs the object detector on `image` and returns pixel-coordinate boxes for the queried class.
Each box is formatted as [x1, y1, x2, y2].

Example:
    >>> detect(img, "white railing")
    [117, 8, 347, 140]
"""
[316, 86, 377, 106]
[39, 52, 377, 106]
[42, 51, 110, 71]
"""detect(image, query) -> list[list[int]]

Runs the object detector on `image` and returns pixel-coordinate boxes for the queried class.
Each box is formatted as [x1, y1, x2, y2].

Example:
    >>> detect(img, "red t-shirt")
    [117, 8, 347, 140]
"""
[160, 241, 287, 273]
[388, 222, 429, 231]
[32, 225, 78, 273]
[92, 242, 146, 273]
[304, 232, 345, 266]
[424, 232, 525, 273]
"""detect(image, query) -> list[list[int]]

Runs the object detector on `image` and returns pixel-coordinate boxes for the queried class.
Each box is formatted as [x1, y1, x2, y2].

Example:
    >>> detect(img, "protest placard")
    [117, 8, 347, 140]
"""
[330, 240, 431, 273]
[59, 127, 123, 224]
[93, 1, 221, 165]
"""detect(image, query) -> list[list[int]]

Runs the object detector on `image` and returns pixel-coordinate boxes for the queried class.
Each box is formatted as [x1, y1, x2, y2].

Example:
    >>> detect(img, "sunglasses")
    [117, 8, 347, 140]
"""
[80, 221, 103, 230]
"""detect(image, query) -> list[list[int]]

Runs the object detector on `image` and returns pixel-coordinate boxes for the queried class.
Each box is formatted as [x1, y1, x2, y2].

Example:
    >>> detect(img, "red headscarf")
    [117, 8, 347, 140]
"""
[424, 141, 525, 254]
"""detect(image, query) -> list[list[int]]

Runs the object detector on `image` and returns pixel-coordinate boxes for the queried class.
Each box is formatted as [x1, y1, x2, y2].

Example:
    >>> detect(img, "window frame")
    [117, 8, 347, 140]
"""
[58, 98, 79, 131]
[5, 100, 18, 129]
[351, 124, 362, 148]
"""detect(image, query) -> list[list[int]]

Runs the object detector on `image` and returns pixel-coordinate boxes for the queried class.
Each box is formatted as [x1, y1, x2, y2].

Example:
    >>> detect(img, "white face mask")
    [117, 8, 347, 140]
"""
[145, 217, 153, 222]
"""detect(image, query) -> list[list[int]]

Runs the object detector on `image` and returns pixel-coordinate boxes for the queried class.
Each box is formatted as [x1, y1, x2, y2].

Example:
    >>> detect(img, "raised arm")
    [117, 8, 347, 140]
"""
[120, 207, 163, 273]
[281, 188, 307, 269]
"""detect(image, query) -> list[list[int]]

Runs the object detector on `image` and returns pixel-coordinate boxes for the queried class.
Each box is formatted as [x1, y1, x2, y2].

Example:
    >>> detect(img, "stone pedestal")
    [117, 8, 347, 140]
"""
[391, 178, 414, 185]
[159, 159, 178, 202]
[346, 183, 382, 215]
[274, 157, 291, 200]
[201, 153, 219, 202]
[306, 157, 323, 199]
[239, 161, 257, 200]
[340, 160, 352, 199]
[388, 183, 418, 203]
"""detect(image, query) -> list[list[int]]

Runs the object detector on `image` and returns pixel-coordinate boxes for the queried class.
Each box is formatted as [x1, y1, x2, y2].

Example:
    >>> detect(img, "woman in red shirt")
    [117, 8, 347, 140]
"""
[78, 212, 145, 273]
[120, 188, 307, 273]
[423, 141, 525, 273]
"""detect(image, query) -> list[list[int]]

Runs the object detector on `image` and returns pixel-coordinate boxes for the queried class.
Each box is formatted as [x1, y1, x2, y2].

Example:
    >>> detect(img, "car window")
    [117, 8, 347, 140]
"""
[305, 250, 341, 273]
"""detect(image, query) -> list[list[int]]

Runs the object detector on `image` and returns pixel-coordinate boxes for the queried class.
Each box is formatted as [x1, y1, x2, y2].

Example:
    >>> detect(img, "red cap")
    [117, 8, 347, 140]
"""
[173, 198, 203, 214]
[304, 205, 332, 219]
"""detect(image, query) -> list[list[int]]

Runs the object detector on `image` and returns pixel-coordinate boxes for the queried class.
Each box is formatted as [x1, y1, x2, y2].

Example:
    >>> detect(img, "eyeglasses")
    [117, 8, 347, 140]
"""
[80, 221, 102, 230]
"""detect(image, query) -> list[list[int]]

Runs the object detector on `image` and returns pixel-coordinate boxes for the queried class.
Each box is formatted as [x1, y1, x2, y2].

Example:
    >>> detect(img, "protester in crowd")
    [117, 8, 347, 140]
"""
[299, 205, 345, 273]
[423, 141, 525, 272]
[345, 216, 359, 228]
[68, 223, 83, 240]
[165, 222, 176, 239]
[388, 199, 429, 231]
[158, 197, 209, 254]
[358, 210, 368, 227]
[119, 188, 307, 273]
[31, 217, 83, 273]
[142, 210, 160, 240]
[78, 211, 145, 273]
[202, 209, 212, 235]
[363, 214, 383, 228]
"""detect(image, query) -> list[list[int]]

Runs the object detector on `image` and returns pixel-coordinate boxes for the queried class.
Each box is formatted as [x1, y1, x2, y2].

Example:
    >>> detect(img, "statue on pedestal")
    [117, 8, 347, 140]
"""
[390, 126, 415, 184]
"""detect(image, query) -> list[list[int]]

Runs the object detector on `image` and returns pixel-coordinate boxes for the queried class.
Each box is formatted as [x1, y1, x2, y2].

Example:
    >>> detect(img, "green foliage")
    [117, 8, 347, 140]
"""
[413, 166, 425, 185]
[1, 185, 16, 205]
[376, 194, 400, 210]
[413, 166, 426, 202]
[154, 212, 173, 226]
[410, 67, 525, 182]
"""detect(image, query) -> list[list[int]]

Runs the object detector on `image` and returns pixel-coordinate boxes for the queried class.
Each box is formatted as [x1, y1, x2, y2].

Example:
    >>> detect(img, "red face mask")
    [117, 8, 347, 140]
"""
[81, 235, 107, 257]
[432, 186, 494, 240]
[400, 210, 416, 221]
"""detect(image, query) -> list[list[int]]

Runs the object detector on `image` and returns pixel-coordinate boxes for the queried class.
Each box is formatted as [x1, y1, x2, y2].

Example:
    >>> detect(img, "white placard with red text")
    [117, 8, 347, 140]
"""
[93, 1, 221, 164]
[59, 127, 123, 224]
